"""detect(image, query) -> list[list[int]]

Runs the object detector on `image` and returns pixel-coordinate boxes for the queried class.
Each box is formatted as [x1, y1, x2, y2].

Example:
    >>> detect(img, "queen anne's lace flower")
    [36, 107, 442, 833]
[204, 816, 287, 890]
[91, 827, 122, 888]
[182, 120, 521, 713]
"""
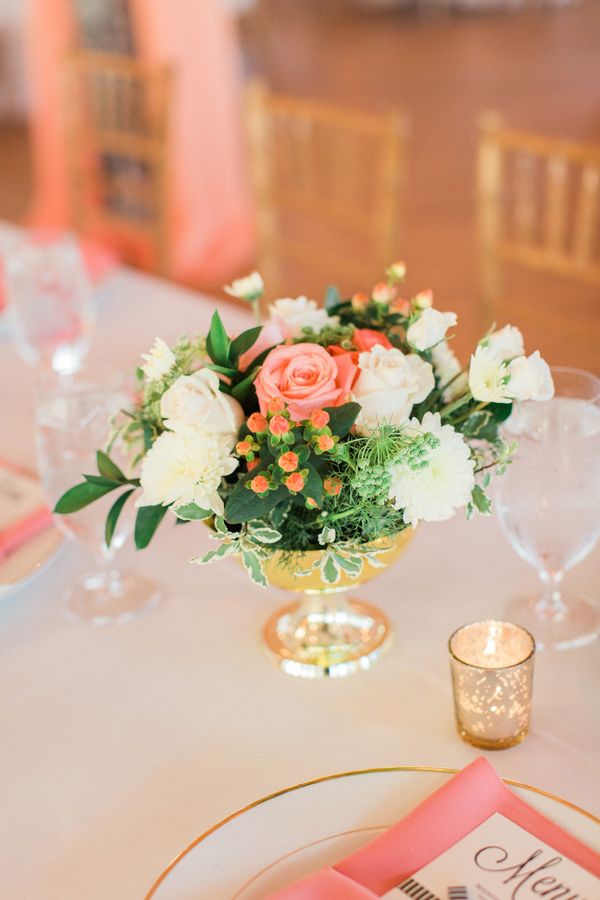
[138, 430, 238, 516]
[388, 412, 475, 526]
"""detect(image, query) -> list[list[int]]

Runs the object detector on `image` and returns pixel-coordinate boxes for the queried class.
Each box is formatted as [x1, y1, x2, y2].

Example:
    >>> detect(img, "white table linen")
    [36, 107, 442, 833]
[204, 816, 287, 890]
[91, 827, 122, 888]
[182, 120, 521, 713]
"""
[0, 227, 598, 900]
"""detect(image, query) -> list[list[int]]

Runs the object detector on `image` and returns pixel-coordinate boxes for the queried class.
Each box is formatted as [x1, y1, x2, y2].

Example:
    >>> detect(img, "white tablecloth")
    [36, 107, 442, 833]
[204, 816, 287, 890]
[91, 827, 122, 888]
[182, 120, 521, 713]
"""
[1, 229, 599, 899]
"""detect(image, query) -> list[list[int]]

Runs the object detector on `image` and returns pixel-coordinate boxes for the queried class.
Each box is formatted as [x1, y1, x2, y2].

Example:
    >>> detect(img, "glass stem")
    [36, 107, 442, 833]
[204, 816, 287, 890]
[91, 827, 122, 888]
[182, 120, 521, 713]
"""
[535, 569, 567, 623]
[88, 546, 123, 601]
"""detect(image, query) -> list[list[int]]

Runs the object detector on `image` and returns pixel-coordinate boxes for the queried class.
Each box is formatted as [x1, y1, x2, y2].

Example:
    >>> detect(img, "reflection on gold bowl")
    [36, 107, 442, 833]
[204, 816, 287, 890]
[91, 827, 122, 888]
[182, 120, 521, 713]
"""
[260, 530, 415, 679]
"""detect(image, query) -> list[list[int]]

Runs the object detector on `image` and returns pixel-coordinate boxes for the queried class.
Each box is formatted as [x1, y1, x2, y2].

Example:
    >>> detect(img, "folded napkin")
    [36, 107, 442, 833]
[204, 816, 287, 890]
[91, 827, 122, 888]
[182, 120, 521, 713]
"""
[0, 461, 52, 561]
[270, 757, 600, 898]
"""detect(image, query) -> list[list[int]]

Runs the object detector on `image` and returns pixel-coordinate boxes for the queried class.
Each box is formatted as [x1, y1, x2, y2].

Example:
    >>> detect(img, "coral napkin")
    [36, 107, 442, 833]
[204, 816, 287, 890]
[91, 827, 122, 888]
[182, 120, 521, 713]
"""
[0, 461, 52, 561]
[269, 758, 600, 898]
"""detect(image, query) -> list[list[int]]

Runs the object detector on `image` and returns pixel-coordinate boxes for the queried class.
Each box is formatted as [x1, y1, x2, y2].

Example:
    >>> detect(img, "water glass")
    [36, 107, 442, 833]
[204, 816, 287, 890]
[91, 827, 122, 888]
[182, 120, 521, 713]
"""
[5, 235, 94, 374]
[495, 367, 600, 650]
[35, 368, 161, 625]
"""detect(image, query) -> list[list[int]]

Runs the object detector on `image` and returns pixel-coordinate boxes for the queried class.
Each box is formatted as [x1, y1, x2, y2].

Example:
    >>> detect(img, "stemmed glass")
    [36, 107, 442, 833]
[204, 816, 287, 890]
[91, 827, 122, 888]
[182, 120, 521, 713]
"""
[4, 235, 94, 374]
[35, 368, 161, 625]
[495, 367, 600, 650]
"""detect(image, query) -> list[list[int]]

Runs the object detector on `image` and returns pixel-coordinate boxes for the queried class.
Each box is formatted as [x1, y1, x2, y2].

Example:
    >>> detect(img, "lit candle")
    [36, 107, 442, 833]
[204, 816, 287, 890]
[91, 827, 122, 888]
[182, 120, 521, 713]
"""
[448, 620, 535, 750]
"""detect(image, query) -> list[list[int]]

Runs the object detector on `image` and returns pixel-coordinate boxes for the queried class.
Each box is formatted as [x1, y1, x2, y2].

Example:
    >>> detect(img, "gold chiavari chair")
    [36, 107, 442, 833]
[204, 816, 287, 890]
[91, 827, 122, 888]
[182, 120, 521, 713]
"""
[63, 50, 171, 277]
[245, 81, 408, 302]
[478, 112, 600, 369]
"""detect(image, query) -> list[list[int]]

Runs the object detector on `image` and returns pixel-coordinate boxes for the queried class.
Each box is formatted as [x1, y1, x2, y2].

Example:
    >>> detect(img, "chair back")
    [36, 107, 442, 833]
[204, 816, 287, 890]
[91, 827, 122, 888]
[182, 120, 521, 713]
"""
[63, 50, 171, 276]
[245, 81, 408, 300]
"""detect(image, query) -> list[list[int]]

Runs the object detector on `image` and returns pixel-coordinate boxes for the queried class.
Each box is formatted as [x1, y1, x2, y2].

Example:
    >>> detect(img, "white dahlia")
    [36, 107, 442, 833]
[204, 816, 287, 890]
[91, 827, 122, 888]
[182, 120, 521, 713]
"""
[268, 296, 339, 338]
[388, 412, 475, 526]
[138, 430, 238, 516]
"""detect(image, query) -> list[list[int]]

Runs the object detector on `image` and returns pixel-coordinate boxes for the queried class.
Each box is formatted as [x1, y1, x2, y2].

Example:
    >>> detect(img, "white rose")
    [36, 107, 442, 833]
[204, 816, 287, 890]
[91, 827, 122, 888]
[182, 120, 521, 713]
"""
[160, 369, 244, 445]
[138, 429, 238, 516]
[484, 325, 525, 361]
[407, 307, 457, 352]
[352, 345, 434, 434]
[507, 351, 554, 402]
[224, 271, 264, 301]
[431, 341, 468, 401]
[269, 296, 339, 338]
[140, 337, 176, 382]
[388, 412, 475, 526]
[468, 345, 511, 404]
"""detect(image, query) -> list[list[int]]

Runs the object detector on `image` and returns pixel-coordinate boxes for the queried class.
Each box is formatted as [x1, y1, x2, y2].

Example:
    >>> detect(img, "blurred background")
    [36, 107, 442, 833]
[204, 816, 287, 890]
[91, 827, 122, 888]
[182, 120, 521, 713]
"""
[0, 0, 598, 368]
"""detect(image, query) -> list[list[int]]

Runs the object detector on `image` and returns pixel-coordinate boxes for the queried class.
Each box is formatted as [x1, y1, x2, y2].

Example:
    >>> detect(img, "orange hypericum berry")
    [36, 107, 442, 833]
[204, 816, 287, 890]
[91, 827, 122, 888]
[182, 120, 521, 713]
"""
[278, 451, 299, 473]
[236, 440, 252, 456]
[305, 497, 318, 509]
[351, 291, 369, 310]
[269, 415, 290, 436]
[268, 396, 286, 414]
[371, 282, 396, 305]
[324, 477, 342, 496]
[310, 409, 330, 429]
[247, 412, 268, 433]
[250, 475, 269, 493]
[390, 297, 411, 315]
[317, 434, 335, 452]
[248, 457, 260, 471]
[285, 472, 305, 493]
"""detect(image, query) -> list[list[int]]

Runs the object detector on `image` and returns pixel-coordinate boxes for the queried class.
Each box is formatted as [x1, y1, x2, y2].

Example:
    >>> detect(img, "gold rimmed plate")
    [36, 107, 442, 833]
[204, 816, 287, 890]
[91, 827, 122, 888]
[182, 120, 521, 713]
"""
[145, 766, 599, 900]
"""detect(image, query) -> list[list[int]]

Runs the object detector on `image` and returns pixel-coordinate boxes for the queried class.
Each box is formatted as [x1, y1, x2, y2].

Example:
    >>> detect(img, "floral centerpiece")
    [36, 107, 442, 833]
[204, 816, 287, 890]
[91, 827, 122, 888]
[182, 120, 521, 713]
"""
[56, 264, 553, 677]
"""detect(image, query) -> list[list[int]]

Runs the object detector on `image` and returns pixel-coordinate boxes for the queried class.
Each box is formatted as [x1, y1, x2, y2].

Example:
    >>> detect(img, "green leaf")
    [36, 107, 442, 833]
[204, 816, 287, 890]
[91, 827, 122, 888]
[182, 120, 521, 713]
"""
[489, 401, 514, 423]
[206, 310, 231, 366]
[321, 553, 341, 585]
[134, 504, 169, 549]
[54, 480, 120, 514]
[225, 480, 288, 525]
[97, 450, 126, 483]
[324, 285, 341, 312]
[105, 488, 135, 547]
[331, 551, 362, 578]
[173, 502, 211, 521]
[192, 543, 236, 565]
[84, 474, 122, 487]
[471, 484, 493, 516]
[302, 464, 323, 505]
[323, 402, 361, 438]
[231, 370, 259, 404]
[249, 527, 282, 544]
[461, 411, 498, 442]
[206, 364, 238, 379]
[242, 550, 268, 587]
[229, 326, 263, 364]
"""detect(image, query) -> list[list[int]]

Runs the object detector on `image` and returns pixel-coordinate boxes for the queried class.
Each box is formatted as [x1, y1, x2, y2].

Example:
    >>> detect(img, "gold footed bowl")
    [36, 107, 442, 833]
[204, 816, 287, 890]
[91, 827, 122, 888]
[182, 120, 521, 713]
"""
[260, 530, 415, 679]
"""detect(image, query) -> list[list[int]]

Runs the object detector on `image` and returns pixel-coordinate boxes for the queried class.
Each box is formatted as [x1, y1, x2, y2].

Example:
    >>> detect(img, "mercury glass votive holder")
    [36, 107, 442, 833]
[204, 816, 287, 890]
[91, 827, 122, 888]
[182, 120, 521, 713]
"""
[448, 620, 536, 750]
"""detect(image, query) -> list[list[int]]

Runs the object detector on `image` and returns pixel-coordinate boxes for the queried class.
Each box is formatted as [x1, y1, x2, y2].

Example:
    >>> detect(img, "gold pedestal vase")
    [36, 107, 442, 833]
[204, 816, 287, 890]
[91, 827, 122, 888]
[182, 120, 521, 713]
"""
[260, 530, 415, 679]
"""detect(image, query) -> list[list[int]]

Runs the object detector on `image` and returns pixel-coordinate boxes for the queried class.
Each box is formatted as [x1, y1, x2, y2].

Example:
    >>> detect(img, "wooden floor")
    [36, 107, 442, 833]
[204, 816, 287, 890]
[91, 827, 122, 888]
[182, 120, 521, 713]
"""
[1, 1, 599, 368]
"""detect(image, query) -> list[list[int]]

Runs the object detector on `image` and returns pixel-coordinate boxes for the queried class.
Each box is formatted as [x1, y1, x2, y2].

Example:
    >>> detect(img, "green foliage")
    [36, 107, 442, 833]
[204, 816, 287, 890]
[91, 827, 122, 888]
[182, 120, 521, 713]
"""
[205, 310, 231, 366]
[54, 480, 120, 514]
[105, 488, 135, 546]
[134, 504, 169, 549]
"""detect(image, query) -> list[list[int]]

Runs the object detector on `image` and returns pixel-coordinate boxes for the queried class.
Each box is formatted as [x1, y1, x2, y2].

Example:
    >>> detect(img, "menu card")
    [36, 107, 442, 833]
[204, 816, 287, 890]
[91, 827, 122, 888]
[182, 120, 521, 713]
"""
[0, 461, 50, 558]
[381, 813, 599, 900]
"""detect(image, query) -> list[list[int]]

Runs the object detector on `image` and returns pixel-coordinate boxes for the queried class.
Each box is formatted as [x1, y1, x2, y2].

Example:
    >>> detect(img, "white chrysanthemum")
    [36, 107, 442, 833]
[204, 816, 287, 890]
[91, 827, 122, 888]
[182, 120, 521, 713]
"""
[388, 412, 475, 526]
[468, 345, 511, 403]
[138, 430, 238, 516]
[431, 341, 467, 402]
[407, 307, 457, 351]
[141, 337, 176, 382]
[224, 271, 264, 301]
[483, 324, 524, 361]
[269, 296, 339, 338]
[507, 351, 554, 402]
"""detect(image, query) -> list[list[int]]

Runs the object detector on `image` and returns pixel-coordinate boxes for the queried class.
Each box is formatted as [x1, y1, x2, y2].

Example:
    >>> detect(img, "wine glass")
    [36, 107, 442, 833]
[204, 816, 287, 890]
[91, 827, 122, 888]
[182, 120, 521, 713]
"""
[4, 235, 94, 374]
[495, 367, 600, 651]
[35, 368, 161, 625]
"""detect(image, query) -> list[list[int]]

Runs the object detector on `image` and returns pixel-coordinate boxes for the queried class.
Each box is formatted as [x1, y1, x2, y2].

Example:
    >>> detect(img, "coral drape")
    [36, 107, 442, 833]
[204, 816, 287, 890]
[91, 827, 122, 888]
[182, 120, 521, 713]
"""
[24, 0, 255, 285]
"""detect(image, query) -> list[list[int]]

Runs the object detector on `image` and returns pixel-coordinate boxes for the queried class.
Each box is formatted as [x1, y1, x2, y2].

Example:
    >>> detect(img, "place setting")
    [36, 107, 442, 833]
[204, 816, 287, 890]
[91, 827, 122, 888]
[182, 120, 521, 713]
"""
[0, 3, 599, 898]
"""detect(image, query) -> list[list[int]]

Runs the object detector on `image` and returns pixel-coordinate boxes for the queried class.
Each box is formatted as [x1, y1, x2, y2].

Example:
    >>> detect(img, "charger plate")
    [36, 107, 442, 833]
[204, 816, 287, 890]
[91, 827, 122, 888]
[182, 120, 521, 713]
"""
[0, 525, 63, 598]
[146, 766, 600, 900]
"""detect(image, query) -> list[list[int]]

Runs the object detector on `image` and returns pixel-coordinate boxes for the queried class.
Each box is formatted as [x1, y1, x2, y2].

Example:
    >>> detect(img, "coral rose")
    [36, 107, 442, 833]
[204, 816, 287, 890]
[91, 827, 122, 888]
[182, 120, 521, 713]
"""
[353, 329, 392, 353]
[255, 343, 353, 421]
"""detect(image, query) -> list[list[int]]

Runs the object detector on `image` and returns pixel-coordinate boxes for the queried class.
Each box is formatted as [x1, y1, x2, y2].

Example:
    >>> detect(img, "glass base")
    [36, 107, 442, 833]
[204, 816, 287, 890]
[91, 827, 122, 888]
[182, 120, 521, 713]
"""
[506, 593, 599, 651]
[456, 726, 529, 751]
[263, 595, 392, 678]
[64, 570, 162, 626]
